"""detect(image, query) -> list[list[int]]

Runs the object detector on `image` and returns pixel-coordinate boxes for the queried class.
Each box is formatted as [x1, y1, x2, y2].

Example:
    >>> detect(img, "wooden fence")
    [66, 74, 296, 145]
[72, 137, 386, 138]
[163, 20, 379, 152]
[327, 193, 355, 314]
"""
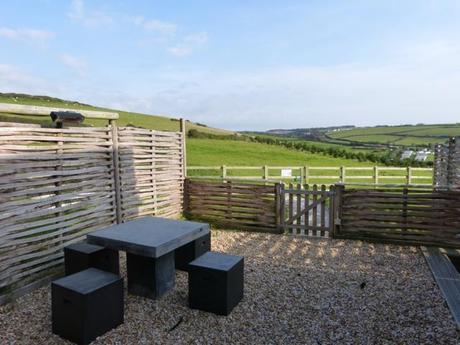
[434, 137, 460, 190]
[280, 184, 335, 237]
[184, 179, 280, 233]
[187, 165, 433, 186]
[334, 185, 460, 247]
[0, 123, 185, 303]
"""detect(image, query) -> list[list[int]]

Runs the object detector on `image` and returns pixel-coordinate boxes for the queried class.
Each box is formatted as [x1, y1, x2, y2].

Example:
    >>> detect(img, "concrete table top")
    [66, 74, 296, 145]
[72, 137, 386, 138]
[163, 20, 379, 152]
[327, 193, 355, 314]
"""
[87, 216, 209, 258]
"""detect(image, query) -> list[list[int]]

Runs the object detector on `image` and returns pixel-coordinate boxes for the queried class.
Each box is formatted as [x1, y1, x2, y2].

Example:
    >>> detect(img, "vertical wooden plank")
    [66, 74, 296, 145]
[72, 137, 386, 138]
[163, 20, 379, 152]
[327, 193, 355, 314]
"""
[180, 119, 187, 213]
[304, 166, 309, 185]
[374, 166, 379, 186]
[226, 180, 232, 221]
[320, 184, 326, 237]
[222, 165, 227, 180]
[280, 183, 287, 233]
[328, 185, 335, 237]
[304, 184, 310, 236]
[407, 166, 412, 185]
[109, 120, 122, 224]
[275, 183, 283, 233]
[288, 182, 293, 234]
[180, 118, 187, 178]
[183, 179, 190, 217]
[296, 183, 302, 235]
[340, 166, 345, 183]
[331, 184, 344, 238]
[150, 131, 157, 215]
[402, 187, 408, 234]
[263, 165, 269, 181]
[312, 184, 318, 236]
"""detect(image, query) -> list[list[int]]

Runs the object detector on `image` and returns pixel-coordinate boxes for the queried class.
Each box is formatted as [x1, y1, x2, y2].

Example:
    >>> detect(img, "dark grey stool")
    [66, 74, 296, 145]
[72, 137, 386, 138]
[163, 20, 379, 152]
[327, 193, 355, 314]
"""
[188, 252, 244, 316]
[52, 268, 124, 345]
[175, 233, 211, 271]
[64, 242, 119, 276]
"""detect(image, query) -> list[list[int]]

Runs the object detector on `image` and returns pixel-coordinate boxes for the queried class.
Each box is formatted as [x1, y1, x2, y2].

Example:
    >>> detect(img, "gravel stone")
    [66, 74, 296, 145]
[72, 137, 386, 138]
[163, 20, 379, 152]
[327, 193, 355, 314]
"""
[1, 230, 459, 344]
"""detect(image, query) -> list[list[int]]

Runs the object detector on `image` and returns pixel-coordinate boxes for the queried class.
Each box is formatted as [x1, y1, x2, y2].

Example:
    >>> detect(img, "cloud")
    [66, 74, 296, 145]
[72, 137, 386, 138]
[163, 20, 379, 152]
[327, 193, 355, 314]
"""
[58, 54, 87, 75]
[168, 32, 208, 57]
[0, 27, 55, 43]
[129, 16, 177, 35]
[0, 64, 51, 93]
[68, 0, 113, 28]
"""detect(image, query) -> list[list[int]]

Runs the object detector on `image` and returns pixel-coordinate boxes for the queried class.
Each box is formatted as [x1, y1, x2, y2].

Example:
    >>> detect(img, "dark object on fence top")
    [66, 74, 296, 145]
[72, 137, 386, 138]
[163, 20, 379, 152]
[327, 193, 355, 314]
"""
[50, 111, 85, 128]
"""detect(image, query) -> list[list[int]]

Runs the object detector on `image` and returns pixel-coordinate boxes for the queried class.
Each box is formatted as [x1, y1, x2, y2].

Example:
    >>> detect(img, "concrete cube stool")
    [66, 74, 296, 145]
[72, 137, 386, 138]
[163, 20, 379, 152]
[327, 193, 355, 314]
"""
[64, 242, 119, 276]
[175, 232, 211, 271]
[52, 268, 124, 345]
[188, 252, 244, 316]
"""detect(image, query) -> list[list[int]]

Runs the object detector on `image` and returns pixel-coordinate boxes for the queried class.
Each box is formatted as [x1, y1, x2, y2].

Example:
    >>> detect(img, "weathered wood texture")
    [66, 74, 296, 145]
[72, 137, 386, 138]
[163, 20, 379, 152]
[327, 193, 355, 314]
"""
[117, 127, 184, 221]
[0, 126, 117, 298]
[184, 179, 280, 233]
[434, 137, 460, 190]
[333, 186, 460, 247]
[280, 184, 334, 237]
[187, 165, 433, 186]
[0, 124, 184, 302]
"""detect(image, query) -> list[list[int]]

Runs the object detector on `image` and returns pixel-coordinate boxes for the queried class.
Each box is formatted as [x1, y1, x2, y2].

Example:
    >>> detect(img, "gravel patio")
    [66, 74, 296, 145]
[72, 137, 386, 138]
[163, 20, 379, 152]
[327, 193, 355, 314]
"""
[1, 230, 459, 345]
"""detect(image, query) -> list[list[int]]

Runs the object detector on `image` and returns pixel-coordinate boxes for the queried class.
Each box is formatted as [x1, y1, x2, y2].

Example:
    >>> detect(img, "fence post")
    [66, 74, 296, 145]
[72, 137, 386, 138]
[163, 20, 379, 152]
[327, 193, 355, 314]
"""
[373, 166, 379, 185]
[304, 166, 309, 185]
[406, 166, 412, 185]
[183, 178, 190, 218]
[340, 166, 345, 183]
[402, 186, 408, 234]
[221, 165, 227, 180]
[275, 183, 283, 233]
[180, 118, 187, 177]
[331, 183, 344, 238]
[109, 120, 122, 224]
[263, 165, 269, 181]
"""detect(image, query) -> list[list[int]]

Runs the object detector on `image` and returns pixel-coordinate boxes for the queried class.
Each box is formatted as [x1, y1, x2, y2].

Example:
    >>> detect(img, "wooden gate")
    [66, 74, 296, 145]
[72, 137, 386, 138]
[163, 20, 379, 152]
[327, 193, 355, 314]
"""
[280, 184, 335, 237]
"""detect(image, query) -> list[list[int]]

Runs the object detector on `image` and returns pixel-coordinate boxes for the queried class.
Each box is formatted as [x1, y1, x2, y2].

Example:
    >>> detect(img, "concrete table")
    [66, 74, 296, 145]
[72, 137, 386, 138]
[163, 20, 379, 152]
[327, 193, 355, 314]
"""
[87, 216, 209, 299]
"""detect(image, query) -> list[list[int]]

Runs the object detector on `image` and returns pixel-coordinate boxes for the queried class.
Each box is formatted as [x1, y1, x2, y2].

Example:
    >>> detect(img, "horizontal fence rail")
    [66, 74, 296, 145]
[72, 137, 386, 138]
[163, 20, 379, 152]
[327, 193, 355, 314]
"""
[187, 165, 433, 186]
[184, 179, 280, 233]
[334, 185, 460, 247]
[0, 122, 185, 304]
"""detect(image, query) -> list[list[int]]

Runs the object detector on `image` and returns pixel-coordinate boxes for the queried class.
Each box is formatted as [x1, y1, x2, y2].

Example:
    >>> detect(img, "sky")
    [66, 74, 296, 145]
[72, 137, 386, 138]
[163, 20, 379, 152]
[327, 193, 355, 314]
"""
[0, 1, 459, 131]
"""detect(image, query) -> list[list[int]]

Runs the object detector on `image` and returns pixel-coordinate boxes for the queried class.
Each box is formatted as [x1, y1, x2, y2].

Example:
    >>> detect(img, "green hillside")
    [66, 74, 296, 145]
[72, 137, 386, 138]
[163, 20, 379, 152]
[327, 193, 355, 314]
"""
[0, 93, 233, 135]
[326, 124, 460, 146]
[187, 139, 374, 166]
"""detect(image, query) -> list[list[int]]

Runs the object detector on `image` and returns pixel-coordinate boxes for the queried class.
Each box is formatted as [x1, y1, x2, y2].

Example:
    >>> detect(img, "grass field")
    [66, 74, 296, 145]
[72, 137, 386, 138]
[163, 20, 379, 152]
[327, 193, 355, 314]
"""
[0, 93, 234, 135]
[327, 124, 460, 146]
[187, 139, 375, 166]
[186, 139, 432, 184]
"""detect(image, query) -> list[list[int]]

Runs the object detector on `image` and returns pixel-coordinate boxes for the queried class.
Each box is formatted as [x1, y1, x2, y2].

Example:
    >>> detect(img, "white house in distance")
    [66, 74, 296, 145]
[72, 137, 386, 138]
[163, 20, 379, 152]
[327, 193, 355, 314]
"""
[401, 150, 414, 159]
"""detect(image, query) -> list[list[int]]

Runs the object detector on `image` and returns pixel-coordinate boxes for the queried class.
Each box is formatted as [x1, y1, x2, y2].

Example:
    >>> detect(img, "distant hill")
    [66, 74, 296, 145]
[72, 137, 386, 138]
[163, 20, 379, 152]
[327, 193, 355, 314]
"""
[0, 93, 235, 135]
[250, 123, 459, 148]
[325, 124, 460, 147]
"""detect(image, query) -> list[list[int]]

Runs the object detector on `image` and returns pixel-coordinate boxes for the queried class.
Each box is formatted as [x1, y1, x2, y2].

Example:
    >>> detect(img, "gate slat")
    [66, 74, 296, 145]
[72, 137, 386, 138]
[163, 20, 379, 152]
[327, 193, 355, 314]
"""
[296, 184, 302, 235]
[321, 184, 326, 236]
[304, 184, 309, 236]
[312, 185, 318, 236]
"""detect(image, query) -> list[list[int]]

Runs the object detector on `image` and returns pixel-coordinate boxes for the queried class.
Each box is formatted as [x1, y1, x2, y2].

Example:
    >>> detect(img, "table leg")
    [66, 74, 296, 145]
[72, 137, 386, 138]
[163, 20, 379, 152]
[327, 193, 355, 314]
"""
[126, 251, 175, 299]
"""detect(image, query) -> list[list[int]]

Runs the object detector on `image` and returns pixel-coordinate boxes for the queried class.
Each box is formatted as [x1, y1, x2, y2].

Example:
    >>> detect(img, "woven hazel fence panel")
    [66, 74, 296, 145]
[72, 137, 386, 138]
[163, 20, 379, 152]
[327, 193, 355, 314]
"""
[0, 126, 117, 297]
[185, 179, 280, 233]
[117, 127, 184, 221]
[0, 124, 185, 302]
[334, 186, 460, 247]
